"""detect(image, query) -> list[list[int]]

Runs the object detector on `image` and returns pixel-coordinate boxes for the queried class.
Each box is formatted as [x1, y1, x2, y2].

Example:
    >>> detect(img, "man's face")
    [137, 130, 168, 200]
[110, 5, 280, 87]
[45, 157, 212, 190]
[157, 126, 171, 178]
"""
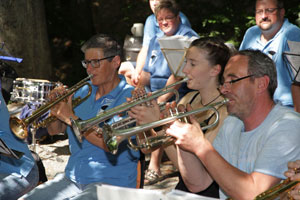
[149, 0, 160, 13]
[84, 48, 117, 87]
[156, 8, 180, 36]
[255, 0, 285, 33]
[220, 55, 257, 119]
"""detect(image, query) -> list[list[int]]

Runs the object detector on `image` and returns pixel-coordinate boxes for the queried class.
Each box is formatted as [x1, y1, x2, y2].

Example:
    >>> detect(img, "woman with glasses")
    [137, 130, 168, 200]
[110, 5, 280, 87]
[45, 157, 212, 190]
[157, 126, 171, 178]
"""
[21, 34, 141, 200]
[129, 37, 231, 197]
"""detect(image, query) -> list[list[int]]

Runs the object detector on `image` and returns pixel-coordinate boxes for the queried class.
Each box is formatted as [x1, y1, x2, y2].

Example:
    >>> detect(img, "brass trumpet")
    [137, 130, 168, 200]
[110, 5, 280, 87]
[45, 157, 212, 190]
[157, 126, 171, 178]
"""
[70, 77, 188, 142]
[102, 98, 229, 154]
[254, 170, 300, 200]
[10, 74, 93, 139]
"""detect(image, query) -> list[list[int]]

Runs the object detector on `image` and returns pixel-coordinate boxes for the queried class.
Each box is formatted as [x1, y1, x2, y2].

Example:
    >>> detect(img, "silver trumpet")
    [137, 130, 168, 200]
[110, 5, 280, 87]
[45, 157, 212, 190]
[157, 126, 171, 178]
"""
[70, 77, 188, 142]
[102, 98, 229, 154]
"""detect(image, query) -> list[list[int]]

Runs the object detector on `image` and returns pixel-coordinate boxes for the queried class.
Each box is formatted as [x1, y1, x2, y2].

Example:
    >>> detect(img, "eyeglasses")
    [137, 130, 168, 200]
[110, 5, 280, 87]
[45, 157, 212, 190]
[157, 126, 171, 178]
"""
[255, 8, 281, 15]
[157, 16, 176, 23]
[81, 55, 115, 68]
[220, 74, 255, 89]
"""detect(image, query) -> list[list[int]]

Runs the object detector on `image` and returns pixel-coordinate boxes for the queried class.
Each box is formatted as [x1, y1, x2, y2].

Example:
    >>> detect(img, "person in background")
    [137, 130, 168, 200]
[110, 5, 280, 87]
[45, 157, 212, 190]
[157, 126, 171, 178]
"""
[239, 0, 300, 112]
[20, 34, 140, 200]
[0, 84, 39, 199]
[166, 50, 300, 199]
[133, 0, 198, 185]
[126, 0, 191, 86]
[129, 37, 231, 197]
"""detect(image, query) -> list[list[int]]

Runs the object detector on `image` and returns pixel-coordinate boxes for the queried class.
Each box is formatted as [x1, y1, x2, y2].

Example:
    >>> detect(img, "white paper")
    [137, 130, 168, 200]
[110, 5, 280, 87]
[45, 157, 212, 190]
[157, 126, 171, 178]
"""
[158, 35, 198, 77]
[284, 40, 300, 82]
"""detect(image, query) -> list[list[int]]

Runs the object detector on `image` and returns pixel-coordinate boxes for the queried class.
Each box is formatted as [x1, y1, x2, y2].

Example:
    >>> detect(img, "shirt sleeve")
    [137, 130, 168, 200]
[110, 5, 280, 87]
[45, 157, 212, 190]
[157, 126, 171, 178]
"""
[142, 15, 156, 47]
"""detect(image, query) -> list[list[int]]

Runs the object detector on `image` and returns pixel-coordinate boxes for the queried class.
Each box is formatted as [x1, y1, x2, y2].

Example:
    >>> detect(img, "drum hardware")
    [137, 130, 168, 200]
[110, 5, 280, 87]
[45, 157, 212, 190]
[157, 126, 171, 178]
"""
[9, 75, 93, 140]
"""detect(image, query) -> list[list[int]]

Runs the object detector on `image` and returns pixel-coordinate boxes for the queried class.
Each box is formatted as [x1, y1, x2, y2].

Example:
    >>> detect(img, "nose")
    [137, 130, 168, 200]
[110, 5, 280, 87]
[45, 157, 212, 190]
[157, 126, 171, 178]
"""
[182, 62, 189, 75]
[219, 84, 229, 95]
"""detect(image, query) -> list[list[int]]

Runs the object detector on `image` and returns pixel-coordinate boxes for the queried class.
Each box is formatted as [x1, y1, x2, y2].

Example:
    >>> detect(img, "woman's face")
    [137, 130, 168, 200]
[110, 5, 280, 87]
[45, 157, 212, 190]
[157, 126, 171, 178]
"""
[156, 8, 180, 36]
[182, 46, 217, 90]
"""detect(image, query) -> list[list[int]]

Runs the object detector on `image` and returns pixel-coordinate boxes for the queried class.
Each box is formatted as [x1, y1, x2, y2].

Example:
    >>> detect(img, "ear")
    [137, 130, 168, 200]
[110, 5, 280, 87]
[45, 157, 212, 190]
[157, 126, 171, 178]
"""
[257, 75, 270, 94]
[111, 55, 121, 70]
[210, 64, 221, 77]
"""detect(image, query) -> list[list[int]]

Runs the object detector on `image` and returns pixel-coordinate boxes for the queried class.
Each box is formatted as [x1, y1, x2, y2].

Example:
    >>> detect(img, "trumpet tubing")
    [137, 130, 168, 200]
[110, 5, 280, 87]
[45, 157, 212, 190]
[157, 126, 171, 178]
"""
[254, 179, 300, 200]
[9, 75, 93, 140]
[70, 77, 188, 142]
[103, 98, 229, 154]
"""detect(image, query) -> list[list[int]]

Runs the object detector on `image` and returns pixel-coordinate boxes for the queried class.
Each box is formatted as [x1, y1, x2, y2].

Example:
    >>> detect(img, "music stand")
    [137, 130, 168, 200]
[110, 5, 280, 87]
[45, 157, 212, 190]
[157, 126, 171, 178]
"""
[158, 35, 198, 78]
[283, 40, 300, 84]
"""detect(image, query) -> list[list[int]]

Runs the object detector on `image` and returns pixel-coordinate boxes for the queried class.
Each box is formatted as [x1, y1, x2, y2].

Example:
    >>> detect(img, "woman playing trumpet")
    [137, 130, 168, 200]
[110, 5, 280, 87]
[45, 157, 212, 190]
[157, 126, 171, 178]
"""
[129, 37, 232, 197]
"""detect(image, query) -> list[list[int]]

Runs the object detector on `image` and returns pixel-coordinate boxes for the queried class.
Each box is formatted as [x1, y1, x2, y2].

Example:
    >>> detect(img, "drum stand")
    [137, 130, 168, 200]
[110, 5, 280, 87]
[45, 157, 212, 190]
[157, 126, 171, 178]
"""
[30, 127, 37, 152]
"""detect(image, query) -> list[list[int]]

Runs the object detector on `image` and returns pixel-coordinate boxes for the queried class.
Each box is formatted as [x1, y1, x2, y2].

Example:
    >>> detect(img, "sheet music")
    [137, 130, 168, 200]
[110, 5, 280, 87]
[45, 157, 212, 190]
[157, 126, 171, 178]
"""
[96, 184, 220, 200]
[0, 138, 24, 159]
[158, 35, 198, 77]
[284, 40, 300, 83]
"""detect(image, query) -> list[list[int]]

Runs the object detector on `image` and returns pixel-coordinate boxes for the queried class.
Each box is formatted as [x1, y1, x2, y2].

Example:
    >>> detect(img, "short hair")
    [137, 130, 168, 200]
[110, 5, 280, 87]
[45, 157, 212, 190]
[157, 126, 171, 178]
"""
[234, 50, 277, 99]
[256, 0, 284, 9]
[81, 34, 123, 61]
[189, 37, 231, 84]
[154, 0, 179, 17]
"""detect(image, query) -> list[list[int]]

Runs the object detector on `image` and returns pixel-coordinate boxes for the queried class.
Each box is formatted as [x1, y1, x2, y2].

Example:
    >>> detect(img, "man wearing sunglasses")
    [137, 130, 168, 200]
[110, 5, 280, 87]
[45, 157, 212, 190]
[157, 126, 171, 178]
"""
[240, 0, 300, 112]
[166, 50, 300, 199]
[21, 34, 140, 200]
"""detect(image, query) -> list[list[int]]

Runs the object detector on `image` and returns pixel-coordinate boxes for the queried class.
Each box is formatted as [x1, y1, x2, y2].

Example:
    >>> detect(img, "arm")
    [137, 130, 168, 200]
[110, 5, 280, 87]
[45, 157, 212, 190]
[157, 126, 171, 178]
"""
[166, 117, 281, 199]
[82, 128, 109, 152]
[292, 83, 300, 113]
[131, 46, 149, 86]
[157, 75, 182, 104]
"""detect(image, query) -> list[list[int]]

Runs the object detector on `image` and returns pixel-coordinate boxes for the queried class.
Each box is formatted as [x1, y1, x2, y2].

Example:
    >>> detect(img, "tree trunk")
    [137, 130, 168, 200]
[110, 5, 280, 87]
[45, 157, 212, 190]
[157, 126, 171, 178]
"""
[0, 0, 52, 80]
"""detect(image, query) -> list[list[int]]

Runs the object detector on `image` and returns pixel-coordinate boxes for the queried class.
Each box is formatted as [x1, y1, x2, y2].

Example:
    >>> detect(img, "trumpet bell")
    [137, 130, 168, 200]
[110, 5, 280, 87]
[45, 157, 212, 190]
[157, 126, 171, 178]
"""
[9, 117, 28, 139]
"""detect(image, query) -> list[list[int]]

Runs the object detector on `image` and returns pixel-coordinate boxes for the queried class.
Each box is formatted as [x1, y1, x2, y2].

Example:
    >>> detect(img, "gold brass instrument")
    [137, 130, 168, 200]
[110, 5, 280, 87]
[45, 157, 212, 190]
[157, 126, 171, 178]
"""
[254, 168, 300, 200]
[102, 98, 229, 154]
[9, 74, 93, 140]
[70, 77, 188, 142]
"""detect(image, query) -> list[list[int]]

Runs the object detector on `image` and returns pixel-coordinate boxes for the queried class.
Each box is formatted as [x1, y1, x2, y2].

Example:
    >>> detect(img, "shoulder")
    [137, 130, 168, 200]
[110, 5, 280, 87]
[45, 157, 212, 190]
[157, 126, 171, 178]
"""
[281, 19, 300, 40]
[177, 24, 198, 37]
[179, 12, 191, 27]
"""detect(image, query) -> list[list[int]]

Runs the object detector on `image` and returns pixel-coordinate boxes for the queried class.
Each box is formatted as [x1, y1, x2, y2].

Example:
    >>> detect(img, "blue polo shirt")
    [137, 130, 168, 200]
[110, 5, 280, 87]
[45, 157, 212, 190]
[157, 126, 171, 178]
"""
[65, 75, 140, 187]
[239, 19, 300, 106]
[0, 90, 35, 178]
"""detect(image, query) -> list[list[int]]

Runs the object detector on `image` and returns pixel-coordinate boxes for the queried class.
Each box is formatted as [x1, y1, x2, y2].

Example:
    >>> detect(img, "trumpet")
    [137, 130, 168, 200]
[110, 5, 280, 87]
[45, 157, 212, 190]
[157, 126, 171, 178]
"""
[254, 168, 300, 200]
[102, 98, 229, 154]
[9, 74, 93, 139]
[70, 77, 188, 142]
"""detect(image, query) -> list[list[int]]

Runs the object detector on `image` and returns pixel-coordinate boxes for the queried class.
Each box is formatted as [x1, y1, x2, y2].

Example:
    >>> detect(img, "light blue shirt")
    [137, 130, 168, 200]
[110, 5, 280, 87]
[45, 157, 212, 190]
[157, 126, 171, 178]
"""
[142, 12, 191, 47]
[65, 75, 140, 187]
[0, 89, 35, 178]
[213, 104, 300, 199]
[239, 19, 300, 106]
[143, 23, 198, 95]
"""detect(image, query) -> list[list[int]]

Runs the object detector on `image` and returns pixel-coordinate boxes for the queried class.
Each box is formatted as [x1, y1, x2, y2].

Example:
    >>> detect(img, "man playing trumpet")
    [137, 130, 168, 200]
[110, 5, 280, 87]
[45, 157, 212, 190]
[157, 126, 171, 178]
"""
[20, 34, 141, 200]
[166, 50, 300, 199]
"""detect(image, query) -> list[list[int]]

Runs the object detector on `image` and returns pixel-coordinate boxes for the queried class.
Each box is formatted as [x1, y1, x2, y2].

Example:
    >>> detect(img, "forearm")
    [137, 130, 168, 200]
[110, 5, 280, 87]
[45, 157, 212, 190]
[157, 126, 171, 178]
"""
[196, 141, 279, 200]
[135, 46, 148, 75]
[177, 146, 213, 193]
[291, 83, 300, 113]
[157, 75, 182, 103]
[83, 129, 109, 152]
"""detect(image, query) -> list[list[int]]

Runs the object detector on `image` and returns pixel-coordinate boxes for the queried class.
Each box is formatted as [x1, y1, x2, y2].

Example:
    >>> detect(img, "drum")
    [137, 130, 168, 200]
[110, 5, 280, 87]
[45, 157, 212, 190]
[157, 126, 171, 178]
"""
[10, 78, 58, 104]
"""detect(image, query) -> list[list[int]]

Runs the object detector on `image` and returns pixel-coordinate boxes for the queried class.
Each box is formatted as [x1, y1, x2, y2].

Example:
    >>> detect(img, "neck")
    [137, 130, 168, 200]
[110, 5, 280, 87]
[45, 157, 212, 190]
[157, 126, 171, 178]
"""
[95, 75, 120, 100]
[260, 22, 284, 44]
[199, 86, 221, 106]
[242, 97, 275, 131]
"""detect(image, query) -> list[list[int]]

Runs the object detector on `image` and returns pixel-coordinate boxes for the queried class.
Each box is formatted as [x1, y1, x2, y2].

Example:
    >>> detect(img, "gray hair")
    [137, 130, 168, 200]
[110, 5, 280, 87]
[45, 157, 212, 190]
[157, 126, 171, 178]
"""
[81, 34, 123, 61]
[235, 49, 277, 99]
